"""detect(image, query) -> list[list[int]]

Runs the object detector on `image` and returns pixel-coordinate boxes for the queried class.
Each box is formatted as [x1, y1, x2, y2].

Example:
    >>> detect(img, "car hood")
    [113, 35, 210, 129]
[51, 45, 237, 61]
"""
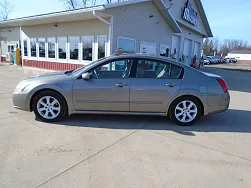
[28, 71, 65, 79]
[23, 71, 71, 83]
[201, 72, 221, 78]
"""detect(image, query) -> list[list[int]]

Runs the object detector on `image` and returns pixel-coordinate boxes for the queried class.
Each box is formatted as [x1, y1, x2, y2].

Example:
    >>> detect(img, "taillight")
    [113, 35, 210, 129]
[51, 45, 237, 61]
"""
[217, 79, 228, 92]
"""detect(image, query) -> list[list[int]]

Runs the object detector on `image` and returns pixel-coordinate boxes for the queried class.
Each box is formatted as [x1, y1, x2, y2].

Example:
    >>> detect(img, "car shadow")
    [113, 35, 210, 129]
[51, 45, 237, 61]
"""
[47, 109, 251, 136]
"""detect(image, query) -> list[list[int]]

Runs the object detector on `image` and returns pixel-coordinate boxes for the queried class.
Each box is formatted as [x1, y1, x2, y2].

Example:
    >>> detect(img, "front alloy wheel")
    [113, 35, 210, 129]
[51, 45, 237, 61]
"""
[37, 96, 61, 120]
[33, 91, 67, 122]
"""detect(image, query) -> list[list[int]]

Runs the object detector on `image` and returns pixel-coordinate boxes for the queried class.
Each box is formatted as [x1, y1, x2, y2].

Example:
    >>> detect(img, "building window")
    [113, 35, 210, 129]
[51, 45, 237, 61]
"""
[48, 37, 56, 58]
[171, 35, 181, 60]
[97, 36, 106, 59]
[82, 36, 93, 61]
[30, 38, 37, 57]
[38, 38, 45, 58]
[160, 44, 170, 57]
[117, 37, 136, 53]
[23, 40, 28, 56]
[58, 37, 67, 59]
[69, 36, 79, 60]
[7, 44, 14, 52]
[140, 42, 156, 55]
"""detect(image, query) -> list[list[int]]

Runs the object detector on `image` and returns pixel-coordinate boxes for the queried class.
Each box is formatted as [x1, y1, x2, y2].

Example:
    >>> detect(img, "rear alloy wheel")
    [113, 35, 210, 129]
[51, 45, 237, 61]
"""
[169, 97, 201, 126]
[33, 91, 67, 122]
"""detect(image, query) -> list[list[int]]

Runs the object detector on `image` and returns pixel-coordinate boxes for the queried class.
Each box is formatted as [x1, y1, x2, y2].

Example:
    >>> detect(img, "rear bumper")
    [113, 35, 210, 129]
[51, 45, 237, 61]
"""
[207, 105, 229, 115]
[206, 92, 230, 115]
[12, 92, 30, 111]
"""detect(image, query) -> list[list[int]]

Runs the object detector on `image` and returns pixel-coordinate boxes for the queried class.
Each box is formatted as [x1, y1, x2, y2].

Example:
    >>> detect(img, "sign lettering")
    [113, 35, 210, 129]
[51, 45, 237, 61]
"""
[182, 0, 198, 25]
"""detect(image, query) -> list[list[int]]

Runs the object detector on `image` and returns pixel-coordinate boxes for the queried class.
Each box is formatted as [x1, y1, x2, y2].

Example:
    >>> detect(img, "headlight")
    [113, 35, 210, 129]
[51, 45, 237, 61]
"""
[14, 82, 30, 92]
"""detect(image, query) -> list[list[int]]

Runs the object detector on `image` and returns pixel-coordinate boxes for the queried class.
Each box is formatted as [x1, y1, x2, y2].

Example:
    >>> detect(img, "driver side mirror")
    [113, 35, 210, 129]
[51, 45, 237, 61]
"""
[82, 72, 91, 80]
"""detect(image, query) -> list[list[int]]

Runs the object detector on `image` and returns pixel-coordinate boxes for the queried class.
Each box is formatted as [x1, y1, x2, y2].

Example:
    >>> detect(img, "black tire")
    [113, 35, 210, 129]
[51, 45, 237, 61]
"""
[32, 90, 67, 122]
[169, 96, 202, 126]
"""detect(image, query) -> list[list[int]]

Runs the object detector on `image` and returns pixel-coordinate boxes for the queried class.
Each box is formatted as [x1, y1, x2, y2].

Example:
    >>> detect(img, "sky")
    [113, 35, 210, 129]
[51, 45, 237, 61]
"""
[202, 0, 251, 43]
[8, 0, 251, 43]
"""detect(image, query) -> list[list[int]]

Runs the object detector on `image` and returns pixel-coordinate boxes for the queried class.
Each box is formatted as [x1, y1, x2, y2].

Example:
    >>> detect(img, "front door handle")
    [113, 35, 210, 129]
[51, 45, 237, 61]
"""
[116, 83, 127, 87]
[166, 83, 175, 87]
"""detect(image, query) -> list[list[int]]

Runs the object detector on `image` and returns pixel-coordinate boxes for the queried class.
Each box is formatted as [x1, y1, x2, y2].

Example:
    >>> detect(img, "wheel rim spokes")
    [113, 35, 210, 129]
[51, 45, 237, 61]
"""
[175, 100, 198, 123]
[37, 96, 61, 119]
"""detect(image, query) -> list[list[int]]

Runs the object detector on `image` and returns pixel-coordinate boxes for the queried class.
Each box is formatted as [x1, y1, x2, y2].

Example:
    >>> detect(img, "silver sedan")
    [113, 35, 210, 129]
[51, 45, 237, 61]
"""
[13, 54, 230, 126]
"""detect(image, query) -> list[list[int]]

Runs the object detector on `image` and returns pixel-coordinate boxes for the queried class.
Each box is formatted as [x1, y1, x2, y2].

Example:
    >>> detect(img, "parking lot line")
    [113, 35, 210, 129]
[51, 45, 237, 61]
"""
[149, 131, 251, 163]
[0, 92, 13, 95]
[0, 112, 29, 120]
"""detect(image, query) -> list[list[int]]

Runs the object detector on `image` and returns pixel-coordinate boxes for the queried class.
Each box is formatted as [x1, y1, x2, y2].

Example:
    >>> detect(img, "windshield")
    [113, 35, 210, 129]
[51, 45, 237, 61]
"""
[70, 57, 107, 75]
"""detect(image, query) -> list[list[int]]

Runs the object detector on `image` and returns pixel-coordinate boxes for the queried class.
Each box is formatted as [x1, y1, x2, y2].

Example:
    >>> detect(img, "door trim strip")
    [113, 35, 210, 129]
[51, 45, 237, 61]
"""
[76, 100, 129, 103]
[72, 110, 166, 116]
[130, 101, 163, 104]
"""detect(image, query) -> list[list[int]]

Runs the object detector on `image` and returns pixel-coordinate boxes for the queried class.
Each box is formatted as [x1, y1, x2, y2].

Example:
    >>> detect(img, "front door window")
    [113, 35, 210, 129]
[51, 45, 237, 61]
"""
[90, 59, 133, 79]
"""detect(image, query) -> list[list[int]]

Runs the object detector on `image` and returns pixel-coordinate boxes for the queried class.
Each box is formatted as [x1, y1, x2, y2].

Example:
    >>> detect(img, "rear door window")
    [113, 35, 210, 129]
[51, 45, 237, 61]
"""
[135, 59, 183, 79]
[170, 64, 183, 79]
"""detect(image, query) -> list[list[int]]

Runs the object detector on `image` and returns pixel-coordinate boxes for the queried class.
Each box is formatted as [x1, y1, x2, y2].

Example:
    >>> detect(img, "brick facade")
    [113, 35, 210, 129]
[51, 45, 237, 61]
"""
[0, 56, 6, 62]
[22, 59, 83, 71]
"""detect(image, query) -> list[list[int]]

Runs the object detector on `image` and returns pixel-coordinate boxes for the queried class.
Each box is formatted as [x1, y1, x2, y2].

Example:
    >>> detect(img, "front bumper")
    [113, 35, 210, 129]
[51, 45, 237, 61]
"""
[12, 92, 30, 111]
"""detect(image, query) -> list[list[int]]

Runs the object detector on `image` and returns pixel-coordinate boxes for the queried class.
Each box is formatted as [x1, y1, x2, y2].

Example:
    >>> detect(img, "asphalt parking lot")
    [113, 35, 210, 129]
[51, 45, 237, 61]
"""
[204, 60, 251, 71]
[0, 64, 251, 188]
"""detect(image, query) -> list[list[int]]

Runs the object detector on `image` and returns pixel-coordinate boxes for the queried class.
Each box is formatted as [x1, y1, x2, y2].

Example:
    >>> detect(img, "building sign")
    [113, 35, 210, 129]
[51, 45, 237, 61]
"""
[182, 0, 198, 25]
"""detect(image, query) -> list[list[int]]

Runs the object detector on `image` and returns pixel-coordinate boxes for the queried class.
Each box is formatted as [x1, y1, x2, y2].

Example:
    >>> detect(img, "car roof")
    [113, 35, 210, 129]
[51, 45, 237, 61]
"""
[106, 53, 186, 67]
[74, 53, 197, 77]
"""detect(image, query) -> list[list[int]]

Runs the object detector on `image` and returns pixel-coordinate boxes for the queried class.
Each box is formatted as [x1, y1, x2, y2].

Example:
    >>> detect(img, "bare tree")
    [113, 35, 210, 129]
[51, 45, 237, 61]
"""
[92, 0, 97, 6]
[212, 37, 219, 54]
[203, 37, 251, 57]
[59, 0, 124, 9]
[60, 0, 80, 9]
[0, 0, 12, 20]
[203, 38, 210, 55]
[60, 0, 100, 9]
[82, 0, 87, 8]
[218, 39, 250, 56]
[203, 37, 215, 56]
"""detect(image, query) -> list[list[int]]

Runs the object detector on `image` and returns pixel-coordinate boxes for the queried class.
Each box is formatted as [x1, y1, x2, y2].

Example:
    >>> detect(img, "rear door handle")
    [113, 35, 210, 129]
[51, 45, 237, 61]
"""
[116, 83, 127, 87]
[166, 83, 175, 87]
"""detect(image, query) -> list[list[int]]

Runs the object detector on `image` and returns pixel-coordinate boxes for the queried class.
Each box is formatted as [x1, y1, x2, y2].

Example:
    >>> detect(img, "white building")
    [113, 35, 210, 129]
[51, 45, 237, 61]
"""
[227, 50, 251, 61]
[0, 0, 212, 70]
